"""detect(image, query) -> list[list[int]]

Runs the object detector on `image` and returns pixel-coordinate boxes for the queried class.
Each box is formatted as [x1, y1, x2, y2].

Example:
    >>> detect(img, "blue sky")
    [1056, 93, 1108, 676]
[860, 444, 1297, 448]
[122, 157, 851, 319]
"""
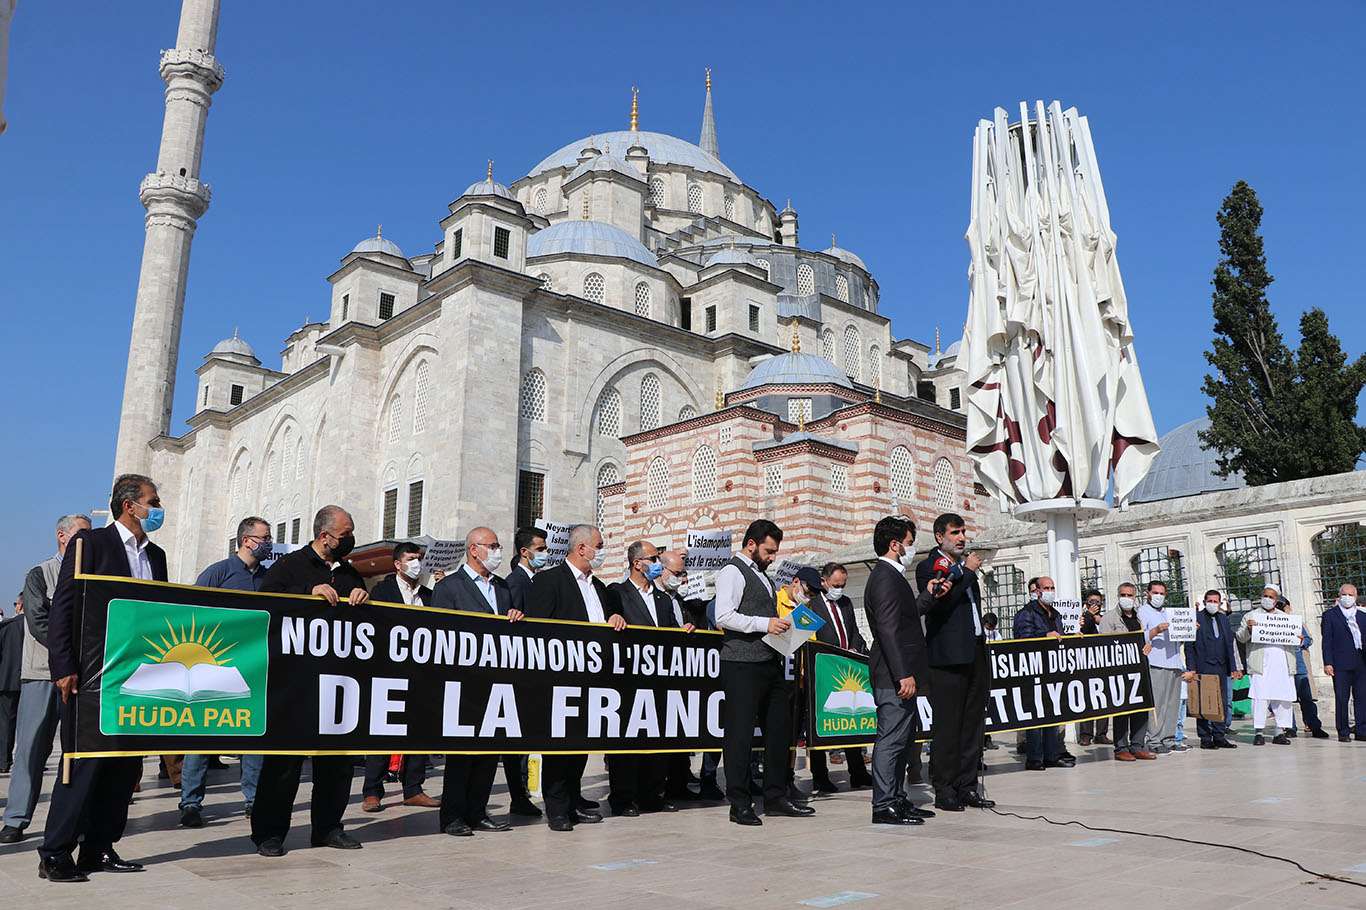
[1, 1, 1363, 592]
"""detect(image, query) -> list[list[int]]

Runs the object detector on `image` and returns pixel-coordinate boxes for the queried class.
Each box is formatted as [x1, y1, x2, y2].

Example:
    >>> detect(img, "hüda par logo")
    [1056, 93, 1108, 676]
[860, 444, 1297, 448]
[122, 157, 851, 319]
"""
[814, 654, 877, 735]
[822, 664, 876, 715]
[101, 600, 269, 737]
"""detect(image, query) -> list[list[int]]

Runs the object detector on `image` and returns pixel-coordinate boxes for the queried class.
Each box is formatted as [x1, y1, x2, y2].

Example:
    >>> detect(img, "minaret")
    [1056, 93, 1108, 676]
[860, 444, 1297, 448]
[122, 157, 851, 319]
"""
[113, 0, 224, 476]
[699, 68, 719, 158]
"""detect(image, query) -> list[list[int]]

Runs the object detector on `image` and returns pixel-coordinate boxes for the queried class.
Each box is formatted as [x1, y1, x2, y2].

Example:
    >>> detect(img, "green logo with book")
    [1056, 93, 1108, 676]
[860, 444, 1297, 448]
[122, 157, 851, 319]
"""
[812, 652, 877, 737]
[100, 600, 269, 737]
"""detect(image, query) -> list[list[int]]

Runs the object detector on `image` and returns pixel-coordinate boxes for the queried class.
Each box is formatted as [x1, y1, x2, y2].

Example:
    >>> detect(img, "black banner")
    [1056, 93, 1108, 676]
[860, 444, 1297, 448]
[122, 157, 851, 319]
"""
[803, 634, 1154, 750]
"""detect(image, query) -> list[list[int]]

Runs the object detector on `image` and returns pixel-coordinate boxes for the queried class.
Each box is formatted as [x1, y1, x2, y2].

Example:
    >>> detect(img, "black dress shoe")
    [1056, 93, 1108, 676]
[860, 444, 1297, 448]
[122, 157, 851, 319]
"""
[1025, 760, 1046, 771]
[729, 805, 762, 826]
[38, 855, 88, 882]
[933, 796, 965, 812]
[76, 847, 143, 873]
[311, 829, 362, 849]
[1216, 739, 1238, 749]
[1043, 758, 1073, 768]
[509, 798, 543, 818]
[960, 792, 995, 809]
[1284, 729, 1298, 738]
[642, 799, 678, 813]
[1253, 734, 1266, 746]
[1311, 729, 1331, 739]
[613, 803, 641, 818]
[896, 800, 935, 819]
[0, 825, 24, 843]
[1199, 740, 1218, 750]
[812, 778, 839, 794]
[1272, 733, 1291, 745]
[256, 837, 286, 857]
[471, 816, 512, 832]
[180, 806, 205, 828]
[766, 798, 816, 818]
[872, 807, 922, 826]
[574, 797, 600, 810]
[442, 821, 473, 836]
[547, 816, 574, 832]
[571, 808, 603, 824]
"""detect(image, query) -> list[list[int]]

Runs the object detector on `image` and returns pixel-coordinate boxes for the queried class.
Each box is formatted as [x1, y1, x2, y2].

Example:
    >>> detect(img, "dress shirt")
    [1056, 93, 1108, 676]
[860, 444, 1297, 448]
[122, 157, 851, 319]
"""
[1138, 603, 1184, 669]
[195, 553, 267, 592]
[520, 564, 535, 582]
[462, 563, 498, 612]
[825, 597, 849, 649]
[714, 553, 774, 635]
[573, 564, 606, 623]
[114, 521, 153, 581]
[632, 579, 660, 625]
[1342, 605, 1364, 650]
[396, 574, 423, 605]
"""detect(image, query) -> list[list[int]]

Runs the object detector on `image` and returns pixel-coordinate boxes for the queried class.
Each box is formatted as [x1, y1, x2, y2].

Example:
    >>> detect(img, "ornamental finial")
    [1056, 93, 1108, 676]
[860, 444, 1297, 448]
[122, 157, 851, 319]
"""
[487, 159, 493, 180]
[630, 86, 639, 131]
[790, 323, 801, 353]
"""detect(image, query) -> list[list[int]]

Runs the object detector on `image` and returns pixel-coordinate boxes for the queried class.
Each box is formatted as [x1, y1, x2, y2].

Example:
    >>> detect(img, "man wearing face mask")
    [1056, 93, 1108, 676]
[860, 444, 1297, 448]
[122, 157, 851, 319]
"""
[656, 550, 708, 801]
[606, 540, 685, 816]
[252, 505, 369, 857]
[500, 526, 549, 816]
[808, 562, 872, 793]
[371, 542, 432, 606]
[1099, 583, 1155, 761]
[1182, 590, 1241, 749]
[1236, 585, 1298, 745]
[39, 474, 168, 882]
[1077, 590, 1111, 747]
[177, 517, 273, 828]
[1013, 577, 1072, 770]
[1321, 583, 1366, 742]
[1137, 581, 1187, 754]
[527, 524, 626, 831]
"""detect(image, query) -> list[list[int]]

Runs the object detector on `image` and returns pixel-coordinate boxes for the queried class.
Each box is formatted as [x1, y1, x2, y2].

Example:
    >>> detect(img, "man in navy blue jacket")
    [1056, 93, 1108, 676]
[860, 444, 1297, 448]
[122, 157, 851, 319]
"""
[1012, 577, 1070, 770]
[1183, 590, 1241, 749]
[1321, 583, 1366, 742]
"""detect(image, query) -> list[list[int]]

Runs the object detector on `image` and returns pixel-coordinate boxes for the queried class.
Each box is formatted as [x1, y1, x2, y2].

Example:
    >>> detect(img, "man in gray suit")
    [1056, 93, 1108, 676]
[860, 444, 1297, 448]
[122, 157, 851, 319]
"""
[864, 516, 938, 826]
[430, 527, 520, 836]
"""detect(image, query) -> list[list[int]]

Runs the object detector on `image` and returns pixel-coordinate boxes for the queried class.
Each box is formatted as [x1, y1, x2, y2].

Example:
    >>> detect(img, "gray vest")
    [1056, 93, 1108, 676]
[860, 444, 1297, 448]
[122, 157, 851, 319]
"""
[720, 555, 779, 663]
[20, 555, 59, 681]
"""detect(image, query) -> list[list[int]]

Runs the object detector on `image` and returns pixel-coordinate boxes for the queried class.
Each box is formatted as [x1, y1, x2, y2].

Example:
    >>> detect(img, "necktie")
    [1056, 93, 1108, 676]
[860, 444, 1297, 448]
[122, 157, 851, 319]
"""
[827, 599, 848, 649]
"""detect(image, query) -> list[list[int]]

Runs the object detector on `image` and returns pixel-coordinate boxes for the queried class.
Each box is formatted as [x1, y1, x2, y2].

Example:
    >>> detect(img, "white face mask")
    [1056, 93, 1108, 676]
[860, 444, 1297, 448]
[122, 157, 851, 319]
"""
[1118, 596, 1135, 612]
[664, 574, 682, 591]
[1340, 595, 1358, 610]
[897, 545, 915, 569]
[481, 546, 503, 573]
[1039, 590, 1056, 606]
[1261, 596, 1277, 611]
[402, 559, 422, 580]
[792, 587, 810, 605]
[589, 548, 607, 570]
[1203, 601, 1220, 615]
[827, 586, 844, 600]
[1148, 594, 1165, 609]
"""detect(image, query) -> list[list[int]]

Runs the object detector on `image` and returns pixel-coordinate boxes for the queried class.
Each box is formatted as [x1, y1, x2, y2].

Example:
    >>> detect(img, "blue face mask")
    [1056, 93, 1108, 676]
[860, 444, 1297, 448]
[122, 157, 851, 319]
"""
[644, 561, 664, 581]
[139, 505, 165, 533]
[529, 550, 550, 570]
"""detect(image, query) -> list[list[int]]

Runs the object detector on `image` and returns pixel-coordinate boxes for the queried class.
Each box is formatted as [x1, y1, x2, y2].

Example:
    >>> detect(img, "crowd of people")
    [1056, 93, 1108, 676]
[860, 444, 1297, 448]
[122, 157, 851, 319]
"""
[0, 472, 1363, 882]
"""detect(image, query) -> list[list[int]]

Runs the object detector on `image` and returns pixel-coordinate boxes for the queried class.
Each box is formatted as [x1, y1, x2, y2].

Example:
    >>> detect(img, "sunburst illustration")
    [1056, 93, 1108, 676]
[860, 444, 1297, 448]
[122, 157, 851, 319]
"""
[833, 666, 870, 694]
[143, 615, 236, 668]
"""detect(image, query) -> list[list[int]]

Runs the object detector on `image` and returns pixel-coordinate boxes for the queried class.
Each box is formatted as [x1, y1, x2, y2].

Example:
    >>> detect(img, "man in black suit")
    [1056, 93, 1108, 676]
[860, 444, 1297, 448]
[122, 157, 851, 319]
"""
[361, 542, 437, 813]
[428, 527, 519, 836]
[606, 540, 684, 817]
[656, 549, 705, 799]
[39, 474, 168, 882]
[499, 526, 546, 817]
[526, 523, 626, 831]
[916, 512, 995, 812]
[807, 561, 873, 793]
[251, 505, 370, 857]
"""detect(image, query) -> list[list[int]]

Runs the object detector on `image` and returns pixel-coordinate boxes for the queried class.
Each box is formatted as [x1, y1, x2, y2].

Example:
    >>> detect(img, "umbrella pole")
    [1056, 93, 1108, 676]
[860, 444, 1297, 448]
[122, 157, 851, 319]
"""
[1045, 510, 1081, 602]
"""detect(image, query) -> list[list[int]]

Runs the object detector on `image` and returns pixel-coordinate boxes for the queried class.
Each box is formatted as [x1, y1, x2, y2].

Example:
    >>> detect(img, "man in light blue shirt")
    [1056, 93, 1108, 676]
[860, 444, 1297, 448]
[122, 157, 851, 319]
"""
[1138, 581, 1186, 754]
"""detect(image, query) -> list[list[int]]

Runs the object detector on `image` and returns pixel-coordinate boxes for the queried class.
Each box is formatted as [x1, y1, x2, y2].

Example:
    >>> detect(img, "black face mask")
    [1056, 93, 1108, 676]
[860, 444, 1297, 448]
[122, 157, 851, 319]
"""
[330, 534, 355, 560]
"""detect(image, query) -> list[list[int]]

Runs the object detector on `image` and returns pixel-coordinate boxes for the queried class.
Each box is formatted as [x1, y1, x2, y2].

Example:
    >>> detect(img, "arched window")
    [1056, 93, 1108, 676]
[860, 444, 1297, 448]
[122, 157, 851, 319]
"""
[633, 281, 651, 318]
[640, 373, 661, 430]
[1131, 547, 1190, 607]
[796, 263, 815, 296]
[648, 177, 666, 207]
[595, 462, 620, 528]
[932, 457, 955, 510]
[678, 405, 697, 421]
[282, 427, 294, 482]
[835, 274, 850, 303]
[764, 463, 784, 496]
[387, 396, 403, 444]
[646, 457, 669, 510]
[889, 445, 914, 503]
[583, 272, 605, 304]
[596, 387, 622, 438]
[533, 187, 548, 213]
[1215, 535, 1281, 607]
[830, 463, 849, 495]
[537, 273, 552, 290]
[692, 444, 718, 502]
[1313, 523, 1366, 606]
[265, 448, 277, 491]
[1080, 556, 1105, 594]
[820, 329, 836, 362]
[868, 345, 882, 388]
[755, 258, 770, 280]
[687, 183, 704, 213]
[412, 361, 431, 434]
[519, 368, 546, 421]
[842, 326, 862, 379]
[723, 195, 735, 220]
[294, 437, 305, 480]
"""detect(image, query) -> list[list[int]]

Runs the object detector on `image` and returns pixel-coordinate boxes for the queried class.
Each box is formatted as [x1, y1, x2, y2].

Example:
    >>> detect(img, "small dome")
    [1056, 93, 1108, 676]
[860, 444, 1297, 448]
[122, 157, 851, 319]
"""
[461, 177, 514, 200]
[210, 331, 255, 359]
[527, 220, 657, 267]
[567, 153, 640, 183]
[350, 233, 405, 258]
[704, 247, 761, 269]
[823, 243, 868, 271]
[740, 352, 853, 390]
[1129, 417, 1246, 504]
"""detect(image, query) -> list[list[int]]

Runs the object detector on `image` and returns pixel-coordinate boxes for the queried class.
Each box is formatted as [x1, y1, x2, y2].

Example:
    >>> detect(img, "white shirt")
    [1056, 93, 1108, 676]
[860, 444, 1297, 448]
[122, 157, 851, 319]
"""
[114, 521, 153, 581]
[1342, 605, 1363, 650]
[396, 574, 422, 606]
[633, 579, 660, 625]
[572, 564, 607, 624]
[462, 563, 499, 613]
[520, 564, 535, 582]
[714, 554, 774, 634]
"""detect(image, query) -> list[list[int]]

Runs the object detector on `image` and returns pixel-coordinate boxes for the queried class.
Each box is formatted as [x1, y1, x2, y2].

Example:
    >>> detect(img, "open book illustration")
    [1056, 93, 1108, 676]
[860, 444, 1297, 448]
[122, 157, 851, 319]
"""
[119, 661, 251, 703]
[823, 688, 876, 714]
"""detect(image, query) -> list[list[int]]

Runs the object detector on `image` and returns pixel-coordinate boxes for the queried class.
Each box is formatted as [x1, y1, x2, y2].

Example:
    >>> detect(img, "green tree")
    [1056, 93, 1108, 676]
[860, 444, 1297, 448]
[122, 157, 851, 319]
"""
[1201, 181, 1366, 483]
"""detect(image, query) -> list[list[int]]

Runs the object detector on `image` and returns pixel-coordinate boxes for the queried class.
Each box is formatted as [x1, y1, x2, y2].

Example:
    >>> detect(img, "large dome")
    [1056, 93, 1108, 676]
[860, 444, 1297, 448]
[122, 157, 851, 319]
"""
[527, 220, 657, 267]
[529, 130, 738, 182]
[350, 233, 405, 259]
[1129, 417, 1245, 503]
[741, 352, 853, 390]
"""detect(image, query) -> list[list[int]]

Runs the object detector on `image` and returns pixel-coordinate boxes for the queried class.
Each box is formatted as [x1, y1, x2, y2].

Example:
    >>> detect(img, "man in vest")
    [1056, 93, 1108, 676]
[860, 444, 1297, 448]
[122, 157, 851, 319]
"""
[714, 519, 815, 826]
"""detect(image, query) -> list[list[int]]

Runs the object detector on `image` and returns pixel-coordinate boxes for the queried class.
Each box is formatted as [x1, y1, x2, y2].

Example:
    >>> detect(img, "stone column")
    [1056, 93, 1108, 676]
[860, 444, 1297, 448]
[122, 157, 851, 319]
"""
[113, 0, 223, 476]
